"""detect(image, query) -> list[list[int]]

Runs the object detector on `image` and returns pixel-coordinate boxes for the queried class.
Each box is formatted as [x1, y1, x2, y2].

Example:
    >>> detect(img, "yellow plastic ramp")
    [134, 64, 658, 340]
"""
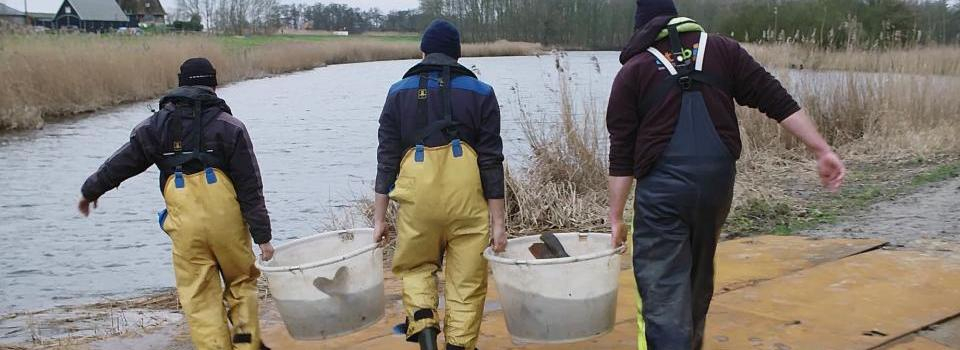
[715, 236, 885, 293]
[880, 336, 954, 350]
[260, 236, 894, 349]
[705, 250, 960, 350]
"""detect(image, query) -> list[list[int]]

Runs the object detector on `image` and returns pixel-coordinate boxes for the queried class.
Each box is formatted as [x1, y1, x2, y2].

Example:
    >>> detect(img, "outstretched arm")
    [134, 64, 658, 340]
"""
[727, 39, 845, 191]
[79, 121, 156, 216]
[779, 110, 846, 191]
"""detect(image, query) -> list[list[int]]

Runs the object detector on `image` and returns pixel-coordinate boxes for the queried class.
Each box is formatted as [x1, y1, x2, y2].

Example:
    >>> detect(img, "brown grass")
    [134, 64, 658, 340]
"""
[0, 34, 541, 130]
[746, 43, 960, 76]
[506, 50, 960, 235]
[505, 55, 608, 234]
[334, 46, 960, 237]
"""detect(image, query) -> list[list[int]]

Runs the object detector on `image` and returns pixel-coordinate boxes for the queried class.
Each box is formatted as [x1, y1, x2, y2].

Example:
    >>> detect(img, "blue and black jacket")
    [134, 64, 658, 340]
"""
[375, 54, 505, 199]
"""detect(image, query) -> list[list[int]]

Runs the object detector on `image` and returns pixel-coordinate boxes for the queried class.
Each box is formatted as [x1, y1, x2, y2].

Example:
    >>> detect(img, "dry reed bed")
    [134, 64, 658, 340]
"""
[505, 54, 960, 235]
[0, 35, 540, 130]
[338, 51, 960, 237]
[746, 44, 960, 76]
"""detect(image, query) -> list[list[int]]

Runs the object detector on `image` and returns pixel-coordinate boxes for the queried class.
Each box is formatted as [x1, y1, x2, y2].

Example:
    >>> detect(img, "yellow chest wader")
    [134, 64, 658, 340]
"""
[157, 100, 261, 350]
[389, 67, 490, 350]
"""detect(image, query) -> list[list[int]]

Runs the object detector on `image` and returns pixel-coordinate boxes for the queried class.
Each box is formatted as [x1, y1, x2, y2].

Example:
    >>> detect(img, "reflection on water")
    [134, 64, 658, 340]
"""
[0, 52, 621, 314]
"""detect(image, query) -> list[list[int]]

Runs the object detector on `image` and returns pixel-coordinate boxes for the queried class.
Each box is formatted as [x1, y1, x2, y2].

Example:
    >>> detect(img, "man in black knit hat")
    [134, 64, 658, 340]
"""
[607, 1, 846, 349]
[373, 19, 506, 350]
[79, 58, 274, 350]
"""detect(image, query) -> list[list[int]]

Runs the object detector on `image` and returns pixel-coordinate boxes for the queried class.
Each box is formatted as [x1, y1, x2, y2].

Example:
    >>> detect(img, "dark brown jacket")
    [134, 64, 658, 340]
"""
[607, 16, 801, 178]
[81, 86, 271, 244]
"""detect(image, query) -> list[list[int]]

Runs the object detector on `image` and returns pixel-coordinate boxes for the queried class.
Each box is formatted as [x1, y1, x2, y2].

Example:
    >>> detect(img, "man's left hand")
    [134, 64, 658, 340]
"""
[78, 196, 98, 217]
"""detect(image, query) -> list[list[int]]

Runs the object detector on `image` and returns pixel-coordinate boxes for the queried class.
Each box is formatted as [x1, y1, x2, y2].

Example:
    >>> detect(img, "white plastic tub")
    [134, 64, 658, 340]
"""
[256, 228, 384, 340]
[483, 232, 625, 344]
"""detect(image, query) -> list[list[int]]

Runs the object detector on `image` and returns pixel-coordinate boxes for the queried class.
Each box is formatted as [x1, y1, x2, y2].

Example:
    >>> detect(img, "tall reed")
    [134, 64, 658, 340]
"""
[0, 34, 541, 130]
[745, 43, 960, 76]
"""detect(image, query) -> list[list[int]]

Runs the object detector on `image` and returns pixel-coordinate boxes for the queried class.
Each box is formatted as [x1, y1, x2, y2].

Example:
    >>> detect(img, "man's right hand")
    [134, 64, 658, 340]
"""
[611, 218, 628, 249]
[259, 243, 275, 261]
[816, 150, 846, 192]
[78, 196, 98, 217]
[373, 220, 389, 246]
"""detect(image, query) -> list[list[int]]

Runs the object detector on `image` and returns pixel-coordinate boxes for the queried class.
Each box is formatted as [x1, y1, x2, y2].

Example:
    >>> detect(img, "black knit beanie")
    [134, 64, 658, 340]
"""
[178, 58, 218, 88]
[634, 0, 678, 30]
[420, 19, 462, 59]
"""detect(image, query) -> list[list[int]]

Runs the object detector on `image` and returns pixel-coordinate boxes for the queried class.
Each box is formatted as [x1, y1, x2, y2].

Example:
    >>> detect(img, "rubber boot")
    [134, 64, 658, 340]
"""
[260, 343, 272, 350]
[418, 327, 439, 350]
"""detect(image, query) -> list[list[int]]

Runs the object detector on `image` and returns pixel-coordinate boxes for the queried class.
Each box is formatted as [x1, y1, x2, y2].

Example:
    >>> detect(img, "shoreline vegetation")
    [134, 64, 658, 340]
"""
[3, 32, 960, 131]
[0, 33, 541, 130]
[510, 51, 960, 237]
[340, 47, 960, 244]
[3, 43, 960, 349]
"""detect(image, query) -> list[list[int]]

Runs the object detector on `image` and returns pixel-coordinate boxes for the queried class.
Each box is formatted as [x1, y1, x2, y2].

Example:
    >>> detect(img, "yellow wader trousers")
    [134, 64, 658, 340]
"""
[160, 168, 261, 350]
[390, 141, 490, 350]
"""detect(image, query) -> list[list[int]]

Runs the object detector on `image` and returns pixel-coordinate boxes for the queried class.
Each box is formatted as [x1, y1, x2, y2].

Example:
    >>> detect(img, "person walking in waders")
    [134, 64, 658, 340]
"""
[78, 58, 274, 350]
[606, 1, 847, 349]
[372, 19, 508, 350]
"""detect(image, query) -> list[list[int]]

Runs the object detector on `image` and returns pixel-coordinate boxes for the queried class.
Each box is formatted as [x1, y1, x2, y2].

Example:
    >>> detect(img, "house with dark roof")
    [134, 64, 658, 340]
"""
[117, 0, 165, 26]
[53, 0, 130, 32]
[0, 2, 26, 25]
[28, 12, 57, 27]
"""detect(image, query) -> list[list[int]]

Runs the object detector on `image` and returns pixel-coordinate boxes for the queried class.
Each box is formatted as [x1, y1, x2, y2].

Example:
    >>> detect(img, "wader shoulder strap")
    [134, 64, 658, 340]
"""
[402, 73, 430, 149]
[638, 31, 731, 115]
[403, 67, 460, 149]
[157, 100, 221, 171]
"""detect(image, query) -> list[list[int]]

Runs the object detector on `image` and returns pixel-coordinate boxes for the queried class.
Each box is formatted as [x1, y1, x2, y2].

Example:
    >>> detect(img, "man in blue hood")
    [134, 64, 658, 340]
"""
[607, 1, 846, 349]
[373, 19, 507, 350]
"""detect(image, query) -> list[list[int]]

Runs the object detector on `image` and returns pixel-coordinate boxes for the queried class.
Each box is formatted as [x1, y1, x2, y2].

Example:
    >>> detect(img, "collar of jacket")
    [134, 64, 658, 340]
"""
[403, 53, 477, 79]
[619, 15, 675, 64]
[159, 86, 231, 115]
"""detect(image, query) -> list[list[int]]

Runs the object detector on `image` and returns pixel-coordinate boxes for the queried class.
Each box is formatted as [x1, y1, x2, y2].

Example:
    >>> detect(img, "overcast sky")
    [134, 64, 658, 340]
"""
[3, 0, 420, 14]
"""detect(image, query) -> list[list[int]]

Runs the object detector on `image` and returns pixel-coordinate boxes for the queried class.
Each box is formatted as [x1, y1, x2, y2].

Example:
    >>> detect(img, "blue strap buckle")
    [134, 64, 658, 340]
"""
[452, 139, 463, 158]
[205, 167, 218, 184]
[414, 144, 425, 163]
[174, 170, 185, 189]
[157, 209, 168, 229]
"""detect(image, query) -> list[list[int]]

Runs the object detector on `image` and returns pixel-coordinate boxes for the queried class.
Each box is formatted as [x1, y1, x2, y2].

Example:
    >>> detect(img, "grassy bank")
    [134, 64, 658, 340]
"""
[0, 34, 541, 130]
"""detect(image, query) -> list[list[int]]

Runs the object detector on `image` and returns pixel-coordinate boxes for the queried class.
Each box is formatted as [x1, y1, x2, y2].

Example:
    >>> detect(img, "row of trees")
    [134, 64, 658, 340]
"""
[691, 0, 960, 48]
[419, 0, 635, 49]
[174, 1, 432, 34]
[172, 0, 960, 48]
[422, 0, 960, 49]
[175, 0, 283, 34]
[274, 4, 430, 32]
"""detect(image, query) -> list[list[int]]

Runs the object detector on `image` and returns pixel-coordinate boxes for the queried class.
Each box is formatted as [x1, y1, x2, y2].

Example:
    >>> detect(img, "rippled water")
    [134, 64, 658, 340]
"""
[0, 52, 621, 314]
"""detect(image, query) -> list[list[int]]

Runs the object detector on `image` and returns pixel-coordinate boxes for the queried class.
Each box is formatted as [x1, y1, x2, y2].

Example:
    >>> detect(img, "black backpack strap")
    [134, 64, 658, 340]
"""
[439, 66, 460, 141]
[157, 99, 222, 186]
[402, 68, 463, 159]
[402, 73, 430, 149]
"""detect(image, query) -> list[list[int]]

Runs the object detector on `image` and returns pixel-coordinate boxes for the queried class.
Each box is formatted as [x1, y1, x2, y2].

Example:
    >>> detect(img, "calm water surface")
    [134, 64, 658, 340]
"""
[0, 52, 622, 314]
